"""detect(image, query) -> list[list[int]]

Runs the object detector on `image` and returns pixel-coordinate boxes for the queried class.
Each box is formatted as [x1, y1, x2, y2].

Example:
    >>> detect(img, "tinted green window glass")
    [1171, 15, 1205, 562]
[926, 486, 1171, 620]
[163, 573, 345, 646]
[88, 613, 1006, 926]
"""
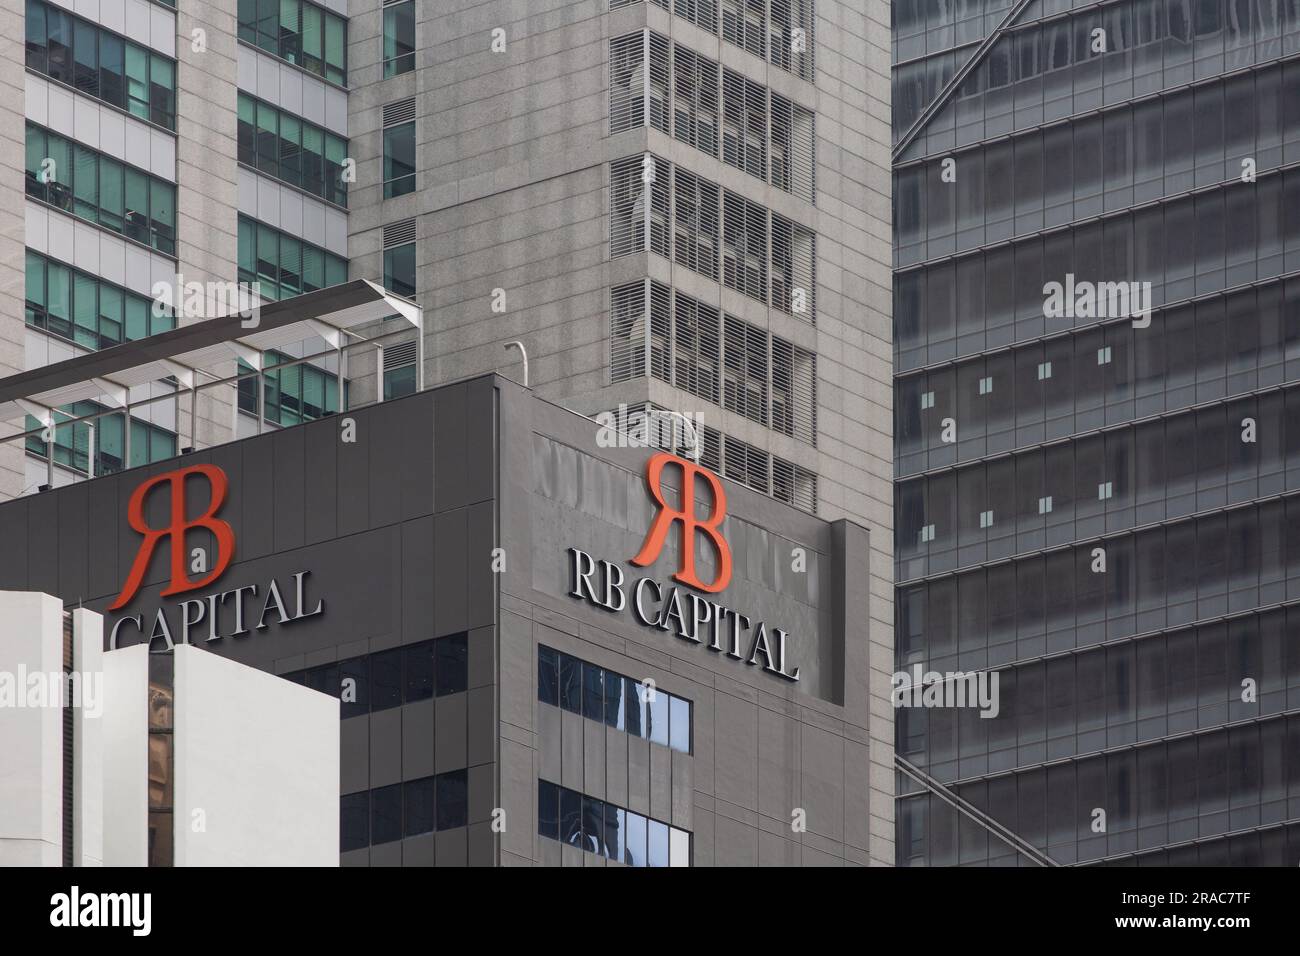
[124, 167, 149, 246]
[73, 20, 98, 98]
[125, 295, 149, 341]
[279, 0, 301, 63]
[73, 273, 97, 348]
[99, 156, 124, 233]
[256, 101, 279, 178]
[26, 252, 46, 325]
[324, 14, 345, 85]
[257, 223, 278, 292]
[325, 134, 347, 206]
[148, 54, 175, 128]
[325, 254, 347, 286]
[383, 243, 415, 297]
[125, 44, 149, 121]
[280, 236, 302, 298]
[45, 132, 72, 212]
[47, 260, 71, 337]
[99, 34, 124, 109]
[150, 179, 175, 255]
[237, 0, 257, 43]
[73, 144, 98, 222]
[237, 93, 256, 165]
[301, 123, 323, 196]
[98, 286, 123, 346]
[238, 216, 256, 280]
[383, 123, 416, 197]
[25, 124, 46, 200]
[26, 0, 47, 74]
[279, 112, 302, 187]
[301, 4, 322, 73]
[302, 245, 324, 291]
[256, 0, 278, 53]
[383, 1, 415, 78]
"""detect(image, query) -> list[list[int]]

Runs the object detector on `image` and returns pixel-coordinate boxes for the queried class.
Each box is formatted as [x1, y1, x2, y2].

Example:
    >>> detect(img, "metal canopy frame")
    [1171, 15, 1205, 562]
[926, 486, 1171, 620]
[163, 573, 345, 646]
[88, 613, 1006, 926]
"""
[0, 279, 424, 489]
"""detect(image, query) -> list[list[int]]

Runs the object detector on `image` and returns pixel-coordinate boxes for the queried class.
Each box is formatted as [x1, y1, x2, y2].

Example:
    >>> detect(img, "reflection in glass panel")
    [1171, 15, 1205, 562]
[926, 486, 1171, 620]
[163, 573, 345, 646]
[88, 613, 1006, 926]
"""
[647, 818, 670, 867]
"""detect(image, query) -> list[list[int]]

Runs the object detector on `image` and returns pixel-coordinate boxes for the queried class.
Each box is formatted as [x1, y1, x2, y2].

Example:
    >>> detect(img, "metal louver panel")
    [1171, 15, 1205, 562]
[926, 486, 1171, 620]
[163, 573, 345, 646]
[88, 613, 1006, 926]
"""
[672, 168, 720, 280]
[610, 279, 648, 383]
[382, 98, 416, 127]
[383, 340, 417, 369]
[771, 93, 815, 203]
[648, 32, 671, 134]
[772, 336, 817, 446]
[722, 313, 768, 426]
[672, 47, 720, 156]
[672, 291, 720, 403]
[771, 213, 815, 321]
[722, 193, 768, 303]
[610, 155, 669, 259]
[383, 218, 417, 248]
[773, 456, 817, 511]
[675, 0, 717, 34]
[648, 280, 672, 383]
[770, 0, 815, 81]
[722, 70, 767, 180]
[609, 32, 645, 133]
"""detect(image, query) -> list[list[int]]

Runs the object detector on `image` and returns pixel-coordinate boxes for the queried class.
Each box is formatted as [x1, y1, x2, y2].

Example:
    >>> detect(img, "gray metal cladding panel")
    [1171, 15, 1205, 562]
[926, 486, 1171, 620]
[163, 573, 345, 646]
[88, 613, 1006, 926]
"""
[271, 425, 307, 553]
[433, 382, 469, 511]
[401, 698, 436, 780]
[367, 395, 406, 531]
[0, 497, 28, 588]
[238, 435, 276, 561]
[468, 763, 494, 826]
[400, 515, 436, 643]
[27, 491, 59, 595]
[56, 481, 89, 600]
[369, 707, 403, 789]
[86, 474, 121, 599]
[302, 417, 339, 545]
[433, 508, 469, 636]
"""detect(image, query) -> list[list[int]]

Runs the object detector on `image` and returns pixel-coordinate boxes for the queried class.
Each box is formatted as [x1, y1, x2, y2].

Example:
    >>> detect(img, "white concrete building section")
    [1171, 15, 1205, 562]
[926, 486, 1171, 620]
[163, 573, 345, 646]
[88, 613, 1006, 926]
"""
[0, 595, 339, 867]
[103, 642, 148, 867]
[172, 645, 340, 867]
[0, 591, 66, 866]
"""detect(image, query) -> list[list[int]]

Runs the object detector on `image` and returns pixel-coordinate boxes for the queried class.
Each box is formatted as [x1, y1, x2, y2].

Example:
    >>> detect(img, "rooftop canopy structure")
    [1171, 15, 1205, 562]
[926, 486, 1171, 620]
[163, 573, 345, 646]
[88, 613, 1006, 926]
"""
[0, 280, 422, 487]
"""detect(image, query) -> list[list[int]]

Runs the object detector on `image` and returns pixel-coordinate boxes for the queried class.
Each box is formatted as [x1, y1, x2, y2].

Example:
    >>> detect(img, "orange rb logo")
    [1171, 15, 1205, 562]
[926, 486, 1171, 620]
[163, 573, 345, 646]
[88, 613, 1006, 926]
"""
[631, 452, 732, 593]
[109, 464, 236, 611]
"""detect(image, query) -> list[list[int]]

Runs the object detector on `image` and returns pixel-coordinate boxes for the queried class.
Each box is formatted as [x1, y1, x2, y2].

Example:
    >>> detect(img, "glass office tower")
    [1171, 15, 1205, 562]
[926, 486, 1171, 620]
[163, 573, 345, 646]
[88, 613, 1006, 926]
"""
[891, 0, 1300, 865]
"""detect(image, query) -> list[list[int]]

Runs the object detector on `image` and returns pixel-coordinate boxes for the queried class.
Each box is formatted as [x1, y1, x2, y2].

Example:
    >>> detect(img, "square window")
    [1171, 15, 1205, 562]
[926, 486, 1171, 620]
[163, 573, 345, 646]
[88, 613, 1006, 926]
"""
[1098, 481, 1114, 500]
[1039, 496, 1053, 514]
[1037, 361, 1053, 380]
[1098, 346, 1112, 364]
[920, 390, 935, 409]
[978, 376, 993, 394]
[980, 510, 994, 528]
[920, 524, 936, 543]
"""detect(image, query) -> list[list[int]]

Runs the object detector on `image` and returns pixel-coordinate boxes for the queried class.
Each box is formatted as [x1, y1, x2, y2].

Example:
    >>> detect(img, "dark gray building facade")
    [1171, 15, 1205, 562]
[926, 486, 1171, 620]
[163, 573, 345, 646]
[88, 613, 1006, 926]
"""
[891, 1, 1300, 865]
[0, 373, 881, 865]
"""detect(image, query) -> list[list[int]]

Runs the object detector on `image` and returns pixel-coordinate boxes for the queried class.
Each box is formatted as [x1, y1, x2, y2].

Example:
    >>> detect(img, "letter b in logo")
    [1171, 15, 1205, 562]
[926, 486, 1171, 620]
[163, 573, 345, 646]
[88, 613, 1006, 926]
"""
[632, 452, 732, 593]
[110, 464, 235, 610]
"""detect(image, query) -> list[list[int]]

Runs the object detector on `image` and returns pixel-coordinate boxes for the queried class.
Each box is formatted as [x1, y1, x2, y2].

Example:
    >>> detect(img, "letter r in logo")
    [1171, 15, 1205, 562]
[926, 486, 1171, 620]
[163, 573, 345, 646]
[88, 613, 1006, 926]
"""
[632, 452, 732, 593]
[109, 464, 236, 610]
